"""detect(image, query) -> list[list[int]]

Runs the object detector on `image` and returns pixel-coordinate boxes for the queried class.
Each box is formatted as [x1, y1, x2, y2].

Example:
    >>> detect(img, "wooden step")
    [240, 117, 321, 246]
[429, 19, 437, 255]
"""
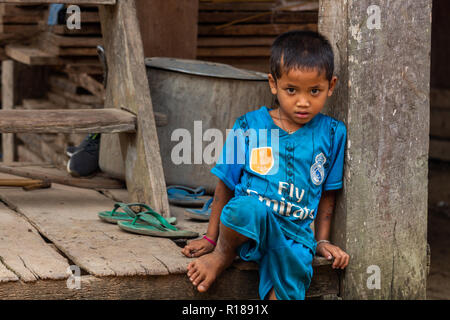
[0, 109, 140, 133]
[5, 45, 61, 65]
[0, 1, 115, 4]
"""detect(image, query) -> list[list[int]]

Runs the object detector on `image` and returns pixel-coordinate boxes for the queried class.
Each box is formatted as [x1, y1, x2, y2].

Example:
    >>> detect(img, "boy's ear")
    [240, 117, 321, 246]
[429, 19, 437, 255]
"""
[327, 76, 338, 97]
[268, 74, 278, 95]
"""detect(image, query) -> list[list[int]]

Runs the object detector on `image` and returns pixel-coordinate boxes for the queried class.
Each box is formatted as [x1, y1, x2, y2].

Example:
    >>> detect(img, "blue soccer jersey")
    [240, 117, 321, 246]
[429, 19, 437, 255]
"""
[211, 106, 347, 253]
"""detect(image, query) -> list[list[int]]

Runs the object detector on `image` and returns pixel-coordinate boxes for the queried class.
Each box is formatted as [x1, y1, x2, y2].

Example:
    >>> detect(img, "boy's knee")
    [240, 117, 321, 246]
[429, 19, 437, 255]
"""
[221, 195, 269, 227]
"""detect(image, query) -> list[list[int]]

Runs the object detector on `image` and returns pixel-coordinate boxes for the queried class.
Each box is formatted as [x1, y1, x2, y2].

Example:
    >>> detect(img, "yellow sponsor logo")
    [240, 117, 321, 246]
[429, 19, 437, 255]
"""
[250, 147, 274, 175]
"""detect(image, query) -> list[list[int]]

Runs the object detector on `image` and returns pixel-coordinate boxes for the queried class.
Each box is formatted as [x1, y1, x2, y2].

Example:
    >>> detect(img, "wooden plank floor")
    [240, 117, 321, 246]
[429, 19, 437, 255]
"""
[0, 169, 339, 299]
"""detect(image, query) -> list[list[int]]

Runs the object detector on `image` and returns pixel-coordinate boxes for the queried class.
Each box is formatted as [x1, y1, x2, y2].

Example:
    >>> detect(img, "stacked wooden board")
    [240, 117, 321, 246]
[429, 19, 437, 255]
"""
[197, 0, 318, 73]
[37, 5, 102, 63]
[0, 3, 48, 61]
[0, 4, 105, 168]
[5, 4, 102, 67]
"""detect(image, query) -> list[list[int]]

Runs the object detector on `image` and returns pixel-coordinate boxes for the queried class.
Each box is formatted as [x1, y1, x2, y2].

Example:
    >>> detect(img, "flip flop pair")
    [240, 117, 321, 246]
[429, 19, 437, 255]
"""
[98, 202, 176, 224]
[167, 185, 211, 207]
[98, 202, 198, 239]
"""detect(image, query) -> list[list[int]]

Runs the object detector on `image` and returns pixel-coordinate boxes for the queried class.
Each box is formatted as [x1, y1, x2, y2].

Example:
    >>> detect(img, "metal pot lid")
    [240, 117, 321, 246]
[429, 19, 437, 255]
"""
[145, 57, 268, 81]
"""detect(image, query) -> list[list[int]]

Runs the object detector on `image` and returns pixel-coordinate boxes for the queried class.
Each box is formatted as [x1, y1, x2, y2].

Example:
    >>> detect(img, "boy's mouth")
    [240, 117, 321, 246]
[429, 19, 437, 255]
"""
[294, 111, 309, 119]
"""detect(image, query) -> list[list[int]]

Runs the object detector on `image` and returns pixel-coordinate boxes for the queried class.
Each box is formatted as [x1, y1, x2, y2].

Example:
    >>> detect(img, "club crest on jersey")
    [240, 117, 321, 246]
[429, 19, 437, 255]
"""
[250, 147, 274, 175]
[310, 153, 326, 185]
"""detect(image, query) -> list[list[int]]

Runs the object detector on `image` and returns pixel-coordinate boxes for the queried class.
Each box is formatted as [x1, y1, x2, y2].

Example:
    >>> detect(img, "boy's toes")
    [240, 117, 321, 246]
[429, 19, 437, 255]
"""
[197, 276, 214, 293]
[187, 268, 197, 278]
[193, 273, 206, 286]
[187, 262, 197, 276]
[189, 270, 200, 283]
[187, 260, 196, 270]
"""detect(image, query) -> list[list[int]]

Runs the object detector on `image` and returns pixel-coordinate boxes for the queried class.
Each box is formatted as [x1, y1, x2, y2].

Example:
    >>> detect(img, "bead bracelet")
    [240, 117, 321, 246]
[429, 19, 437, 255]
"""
[316, 239, 331, 246]
[203, 235, 217, 247]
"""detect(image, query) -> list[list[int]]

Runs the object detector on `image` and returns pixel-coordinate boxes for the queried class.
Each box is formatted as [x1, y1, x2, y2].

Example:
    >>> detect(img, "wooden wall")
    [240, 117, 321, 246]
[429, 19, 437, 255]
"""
[135, 0, 198, 59]
[197, 0, 318, 73]
[430, 0, 450, 161]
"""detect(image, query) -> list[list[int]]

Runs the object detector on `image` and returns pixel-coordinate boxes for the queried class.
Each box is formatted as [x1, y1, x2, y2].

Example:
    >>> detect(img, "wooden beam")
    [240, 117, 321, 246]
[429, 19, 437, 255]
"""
[1, 60, 15, 162]
[99, 0, 171, 216]
[197, 46, 270, 57]
[5, 45, 62, 66]
[319, 0, 431, 299]
[0, 0, 115, 4]
[22, 99, 58, 109]
[40, 32, 103, 47]
[0, 164, 125, 189]
[198, 23, 317, 36]
[67, 72, 105, 100]
[0, 266, 339, 299]
[0, 109, 136, 133]
[0, 4, 47, 16]
[0, 23, 41, 33]
[48, 24, 102, 36]
[0, 14, 43, 24]
[198, 11, 318, 24]
[198, 36, 275, 47]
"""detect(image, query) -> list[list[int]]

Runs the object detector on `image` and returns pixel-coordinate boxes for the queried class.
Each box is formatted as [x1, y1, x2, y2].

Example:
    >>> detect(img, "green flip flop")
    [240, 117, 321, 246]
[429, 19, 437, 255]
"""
[117, 209, 198, 239]
[98, 202, 177, 225]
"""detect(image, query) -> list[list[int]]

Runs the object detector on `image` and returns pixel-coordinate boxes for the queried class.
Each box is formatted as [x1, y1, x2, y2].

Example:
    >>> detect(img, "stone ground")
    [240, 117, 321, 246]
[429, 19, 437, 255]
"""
[426, 160, 450, 300]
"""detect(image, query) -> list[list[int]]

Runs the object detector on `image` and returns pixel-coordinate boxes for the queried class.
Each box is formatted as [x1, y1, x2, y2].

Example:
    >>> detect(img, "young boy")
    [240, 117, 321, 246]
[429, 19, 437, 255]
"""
[181, 30, 350, 300]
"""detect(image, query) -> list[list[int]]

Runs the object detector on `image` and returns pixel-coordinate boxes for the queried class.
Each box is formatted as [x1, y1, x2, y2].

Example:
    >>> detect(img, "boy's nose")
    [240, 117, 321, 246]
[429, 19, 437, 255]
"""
[296, 98, 310, 107]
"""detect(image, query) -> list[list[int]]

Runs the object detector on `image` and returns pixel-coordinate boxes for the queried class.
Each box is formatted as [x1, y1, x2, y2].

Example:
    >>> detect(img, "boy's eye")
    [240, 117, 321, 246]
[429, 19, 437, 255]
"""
[311, 89, 320, 96]
[286, 88, 296, 95]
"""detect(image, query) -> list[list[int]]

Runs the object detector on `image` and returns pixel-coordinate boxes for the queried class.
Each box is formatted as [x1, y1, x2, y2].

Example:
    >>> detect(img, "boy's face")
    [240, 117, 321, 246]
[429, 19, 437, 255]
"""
[268, 67, 337, 128]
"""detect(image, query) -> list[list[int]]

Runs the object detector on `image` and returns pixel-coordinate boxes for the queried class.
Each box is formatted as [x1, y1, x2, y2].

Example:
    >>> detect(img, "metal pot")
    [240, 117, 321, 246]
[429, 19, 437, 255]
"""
[99, 57, 274, 194]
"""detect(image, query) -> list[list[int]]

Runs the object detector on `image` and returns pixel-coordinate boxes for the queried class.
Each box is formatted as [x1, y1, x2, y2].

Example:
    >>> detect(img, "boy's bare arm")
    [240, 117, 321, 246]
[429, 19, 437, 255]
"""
[315, 190, 336, 242]
[315, 190, 350, 269]
[181, 179, 234, 258]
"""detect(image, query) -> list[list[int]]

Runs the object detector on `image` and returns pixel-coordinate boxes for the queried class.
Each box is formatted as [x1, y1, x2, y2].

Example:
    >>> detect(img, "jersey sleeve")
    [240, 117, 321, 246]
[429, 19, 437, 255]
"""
[210, 118, 247, 191]
[323, 121, 347, 191]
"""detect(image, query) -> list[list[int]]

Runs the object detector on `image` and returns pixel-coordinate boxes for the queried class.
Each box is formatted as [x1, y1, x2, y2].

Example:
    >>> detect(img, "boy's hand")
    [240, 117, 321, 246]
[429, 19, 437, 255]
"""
[316, 242, 350, 269]
[181, 237, 215, 258]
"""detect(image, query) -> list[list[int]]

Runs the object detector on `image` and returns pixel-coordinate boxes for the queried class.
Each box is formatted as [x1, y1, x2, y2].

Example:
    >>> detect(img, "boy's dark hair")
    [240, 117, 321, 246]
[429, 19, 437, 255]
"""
[270, 30, 334, 82]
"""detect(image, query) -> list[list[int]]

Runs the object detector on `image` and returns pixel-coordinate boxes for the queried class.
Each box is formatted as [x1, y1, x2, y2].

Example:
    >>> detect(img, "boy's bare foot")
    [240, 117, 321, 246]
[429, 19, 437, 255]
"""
[187, 249, 235, 292]
[181, 238, 215, 258]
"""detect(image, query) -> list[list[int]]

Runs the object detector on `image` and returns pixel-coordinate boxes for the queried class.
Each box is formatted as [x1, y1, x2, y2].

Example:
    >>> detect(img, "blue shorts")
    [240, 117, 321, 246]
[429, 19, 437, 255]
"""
[220, 195, 314, 300]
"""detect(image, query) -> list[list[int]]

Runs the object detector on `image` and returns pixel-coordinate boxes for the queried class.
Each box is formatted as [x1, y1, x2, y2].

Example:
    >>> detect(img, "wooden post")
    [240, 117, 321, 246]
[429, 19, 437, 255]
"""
[98, 0, 170, 216]
[319, 0, 432, 299]
[1, 60, 48, 163]
[1, 60, 15, 163]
